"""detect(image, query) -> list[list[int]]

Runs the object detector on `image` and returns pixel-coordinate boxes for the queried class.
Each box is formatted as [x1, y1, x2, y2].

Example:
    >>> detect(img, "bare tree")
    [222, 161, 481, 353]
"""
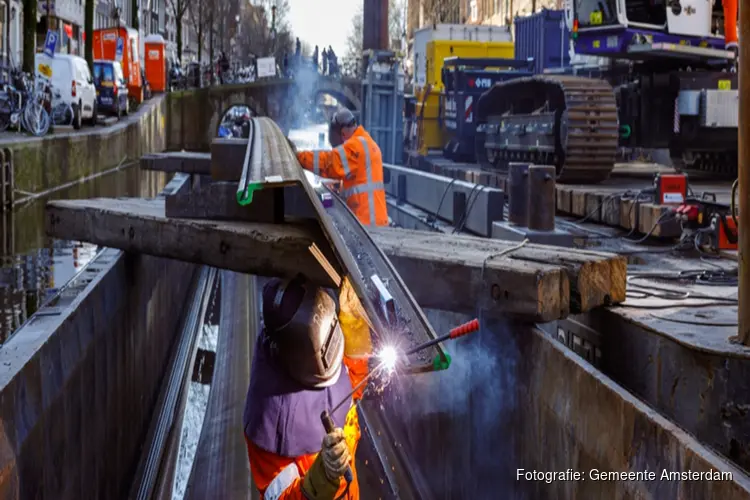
[167, 0, 195, 62]
[342, 0, 404, 75]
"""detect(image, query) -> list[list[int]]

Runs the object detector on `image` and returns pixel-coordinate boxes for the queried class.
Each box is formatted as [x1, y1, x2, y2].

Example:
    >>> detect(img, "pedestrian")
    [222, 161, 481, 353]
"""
[294, 108, 388, 226]
[243, 275, 372, 499]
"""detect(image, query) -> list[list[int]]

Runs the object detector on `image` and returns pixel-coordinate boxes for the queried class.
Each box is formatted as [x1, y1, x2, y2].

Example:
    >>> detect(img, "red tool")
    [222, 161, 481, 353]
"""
[404, 318, 480, 356]
[710, 213, 738, 251]
[653, 173, 688, 205]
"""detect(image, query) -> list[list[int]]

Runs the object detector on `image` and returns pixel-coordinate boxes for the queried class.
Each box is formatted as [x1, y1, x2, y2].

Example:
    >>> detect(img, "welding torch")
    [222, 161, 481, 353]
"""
[319, 318, 481, 484]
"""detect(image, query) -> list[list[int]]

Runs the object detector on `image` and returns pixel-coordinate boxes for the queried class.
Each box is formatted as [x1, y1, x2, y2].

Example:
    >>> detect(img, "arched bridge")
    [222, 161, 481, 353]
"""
[166, 76, 363, 151]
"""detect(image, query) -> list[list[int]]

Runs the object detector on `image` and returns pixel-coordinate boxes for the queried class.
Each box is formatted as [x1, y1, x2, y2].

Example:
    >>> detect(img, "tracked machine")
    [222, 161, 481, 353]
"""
[475, 0, 739, 184]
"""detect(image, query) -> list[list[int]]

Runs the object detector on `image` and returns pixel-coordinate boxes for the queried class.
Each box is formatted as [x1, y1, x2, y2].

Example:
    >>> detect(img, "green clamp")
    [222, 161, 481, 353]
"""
[237, 182, 263, 206]
[432, 353, 452, 372]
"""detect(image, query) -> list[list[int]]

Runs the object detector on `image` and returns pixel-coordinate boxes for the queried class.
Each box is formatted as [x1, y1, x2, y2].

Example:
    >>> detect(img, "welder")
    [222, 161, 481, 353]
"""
[295, 108, 389, 226]
[243, 275, 372, 500]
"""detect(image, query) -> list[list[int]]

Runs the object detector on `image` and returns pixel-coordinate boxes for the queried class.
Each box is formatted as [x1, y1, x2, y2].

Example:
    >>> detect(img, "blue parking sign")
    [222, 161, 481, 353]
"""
[115, 37, 124, 62]
[43, 30, 58, 58]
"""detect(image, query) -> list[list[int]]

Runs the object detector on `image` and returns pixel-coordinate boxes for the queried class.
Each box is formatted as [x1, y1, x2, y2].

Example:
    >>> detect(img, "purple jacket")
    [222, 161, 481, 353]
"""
[243, 331, 353, 457]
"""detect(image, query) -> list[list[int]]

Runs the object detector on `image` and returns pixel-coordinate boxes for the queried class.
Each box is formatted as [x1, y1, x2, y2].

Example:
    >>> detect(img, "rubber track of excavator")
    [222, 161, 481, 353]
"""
[479, 75, 619, 184]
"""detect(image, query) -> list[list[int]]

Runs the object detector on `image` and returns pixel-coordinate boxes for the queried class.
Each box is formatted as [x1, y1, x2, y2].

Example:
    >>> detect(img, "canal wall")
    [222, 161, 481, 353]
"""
[381, 310, 750, 499]
[0, 249, 196, 498]
[0, 96, 167, 193]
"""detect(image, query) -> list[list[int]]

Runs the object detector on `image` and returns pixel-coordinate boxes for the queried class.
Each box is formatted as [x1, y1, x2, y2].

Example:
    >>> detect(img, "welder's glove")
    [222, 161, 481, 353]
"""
[338, 276, 372, 358]
[302, 428, 350, 499]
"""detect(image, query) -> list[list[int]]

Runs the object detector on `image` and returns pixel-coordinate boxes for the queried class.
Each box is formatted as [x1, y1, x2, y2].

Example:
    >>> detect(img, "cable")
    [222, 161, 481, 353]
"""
[480, 239, 529, 282]
[453, 184, 485, 234]
[648, 314, 737, 327]
[616, 302, 735, 310]
[428, 178, 457, 227]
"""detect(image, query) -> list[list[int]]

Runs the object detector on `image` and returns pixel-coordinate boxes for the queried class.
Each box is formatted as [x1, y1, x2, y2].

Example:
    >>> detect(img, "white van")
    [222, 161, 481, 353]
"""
[35, 53, 97, 129]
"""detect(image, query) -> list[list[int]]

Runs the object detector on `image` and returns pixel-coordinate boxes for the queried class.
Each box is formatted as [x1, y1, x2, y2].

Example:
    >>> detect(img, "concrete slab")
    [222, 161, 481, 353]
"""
[491, 221, 576, 247]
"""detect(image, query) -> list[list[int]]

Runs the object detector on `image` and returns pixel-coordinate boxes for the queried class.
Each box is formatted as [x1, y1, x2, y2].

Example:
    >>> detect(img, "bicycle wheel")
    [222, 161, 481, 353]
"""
[24, 102, 49, 136]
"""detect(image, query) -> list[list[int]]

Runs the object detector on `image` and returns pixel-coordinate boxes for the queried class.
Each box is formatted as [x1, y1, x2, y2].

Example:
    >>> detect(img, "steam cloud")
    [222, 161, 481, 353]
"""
[380, 309, 523, 497]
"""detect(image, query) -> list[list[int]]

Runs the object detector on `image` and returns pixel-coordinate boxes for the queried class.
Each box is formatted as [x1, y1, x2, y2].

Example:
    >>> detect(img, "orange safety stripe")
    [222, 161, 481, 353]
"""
[246, 356, 369, 499]
[724, 0, 738, 46]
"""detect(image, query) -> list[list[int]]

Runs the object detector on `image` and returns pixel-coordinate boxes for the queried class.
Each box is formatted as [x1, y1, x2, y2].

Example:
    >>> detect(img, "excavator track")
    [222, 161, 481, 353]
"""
[475, 75, 619, 184]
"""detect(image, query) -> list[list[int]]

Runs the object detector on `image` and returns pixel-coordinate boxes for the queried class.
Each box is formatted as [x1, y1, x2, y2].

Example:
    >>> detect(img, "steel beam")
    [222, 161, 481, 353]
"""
[140, 152, 212, 174]
[383, 164, 505, 237]
[210, 138, 248, 181]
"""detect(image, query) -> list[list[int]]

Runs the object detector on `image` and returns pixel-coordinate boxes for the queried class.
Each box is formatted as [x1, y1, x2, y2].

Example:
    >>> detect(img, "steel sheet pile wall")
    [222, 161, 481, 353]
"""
[0, 251, 196, 498]
[379, 310, 750, 498]
[515, 9, 571, 74]
[361, 53, 405, 165]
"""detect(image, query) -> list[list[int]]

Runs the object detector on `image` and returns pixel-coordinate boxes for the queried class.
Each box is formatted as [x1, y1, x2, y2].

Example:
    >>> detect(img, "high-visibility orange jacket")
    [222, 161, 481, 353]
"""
[245, 356, 369, 500]
[725, 0, 738, 47]
[297, 126, 389, 227]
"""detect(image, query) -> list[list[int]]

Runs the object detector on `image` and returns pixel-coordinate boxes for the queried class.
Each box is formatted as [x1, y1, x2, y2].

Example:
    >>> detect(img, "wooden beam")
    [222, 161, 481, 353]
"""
[140, 152, 212, 174]
[371, 227, 626, 318]
[44, 197, 626, 322]
[45, 197, 340, 287]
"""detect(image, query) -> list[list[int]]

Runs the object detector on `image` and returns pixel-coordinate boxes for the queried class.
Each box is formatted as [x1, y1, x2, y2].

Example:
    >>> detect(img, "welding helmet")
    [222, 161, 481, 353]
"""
[328, 108, 357, 148]
[262, 275, 344, 388]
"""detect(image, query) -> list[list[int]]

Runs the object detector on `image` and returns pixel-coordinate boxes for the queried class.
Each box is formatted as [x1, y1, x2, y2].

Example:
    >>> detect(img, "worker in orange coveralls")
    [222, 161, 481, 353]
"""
[295, 108, 389, 227]
[724, 0, 738, 52]
[243, 274, 372, 500]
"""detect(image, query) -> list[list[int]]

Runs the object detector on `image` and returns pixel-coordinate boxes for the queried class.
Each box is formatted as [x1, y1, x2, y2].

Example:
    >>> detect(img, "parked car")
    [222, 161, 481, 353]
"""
[93, 60, 128, 118]
[35, 53, 97, 129]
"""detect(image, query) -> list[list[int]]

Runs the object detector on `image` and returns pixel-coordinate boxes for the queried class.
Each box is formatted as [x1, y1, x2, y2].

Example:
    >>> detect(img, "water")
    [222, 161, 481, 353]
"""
[0, 165, 168, 343]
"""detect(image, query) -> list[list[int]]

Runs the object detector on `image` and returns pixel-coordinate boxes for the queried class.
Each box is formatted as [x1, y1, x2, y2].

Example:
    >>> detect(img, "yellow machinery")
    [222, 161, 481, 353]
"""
[414, 40, 514, 156]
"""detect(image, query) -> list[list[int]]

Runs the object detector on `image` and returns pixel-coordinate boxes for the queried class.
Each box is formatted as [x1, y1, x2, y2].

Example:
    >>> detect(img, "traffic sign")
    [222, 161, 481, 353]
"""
[115, 37, 124, 62]
[43, 30, 58, 58]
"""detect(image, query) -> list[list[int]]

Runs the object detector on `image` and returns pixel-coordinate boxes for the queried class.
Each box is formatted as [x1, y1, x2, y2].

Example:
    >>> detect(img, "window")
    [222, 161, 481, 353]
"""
[94, 63, 115, 82]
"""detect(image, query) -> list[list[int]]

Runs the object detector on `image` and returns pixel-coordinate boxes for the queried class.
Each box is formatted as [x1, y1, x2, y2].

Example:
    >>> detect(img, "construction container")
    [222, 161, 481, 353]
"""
[514, 9, 571, 74]
[143, 34, 167, 93]
[413, 88, 445, 156]
[424, 39, 515, 90]
[413, 24, 512, 88]
[361, 50, 405, 165]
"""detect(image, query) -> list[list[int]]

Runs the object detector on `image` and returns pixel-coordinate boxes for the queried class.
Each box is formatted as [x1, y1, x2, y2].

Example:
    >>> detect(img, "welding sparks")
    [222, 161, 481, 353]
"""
[377, 345, 399, 375]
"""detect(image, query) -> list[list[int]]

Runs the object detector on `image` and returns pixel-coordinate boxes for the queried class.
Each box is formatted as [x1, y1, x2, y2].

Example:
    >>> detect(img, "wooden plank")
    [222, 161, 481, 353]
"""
[140, 152, 212, 174]
[44, 197, 340, 287]
[637, 202, 682, 238]
[165, 180, 288, 223]
[370, 226, 627, 317]
[42, 197, 624, 322]
[600, 193, 622, 227]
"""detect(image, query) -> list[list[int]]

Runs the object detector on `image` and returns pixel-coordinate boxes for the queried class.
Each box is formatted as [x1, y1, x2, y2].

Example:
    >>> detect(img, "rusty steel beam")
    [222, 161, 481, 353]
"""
[740, 2, 750, 344]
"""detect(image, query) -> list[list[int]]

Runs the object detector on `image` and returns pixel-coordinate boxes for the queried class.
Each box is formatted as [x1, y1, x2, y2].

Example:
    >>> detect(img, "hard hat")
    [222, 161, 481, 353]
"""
[328, 108, 357, 148]
[262, 275, 344, 388]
